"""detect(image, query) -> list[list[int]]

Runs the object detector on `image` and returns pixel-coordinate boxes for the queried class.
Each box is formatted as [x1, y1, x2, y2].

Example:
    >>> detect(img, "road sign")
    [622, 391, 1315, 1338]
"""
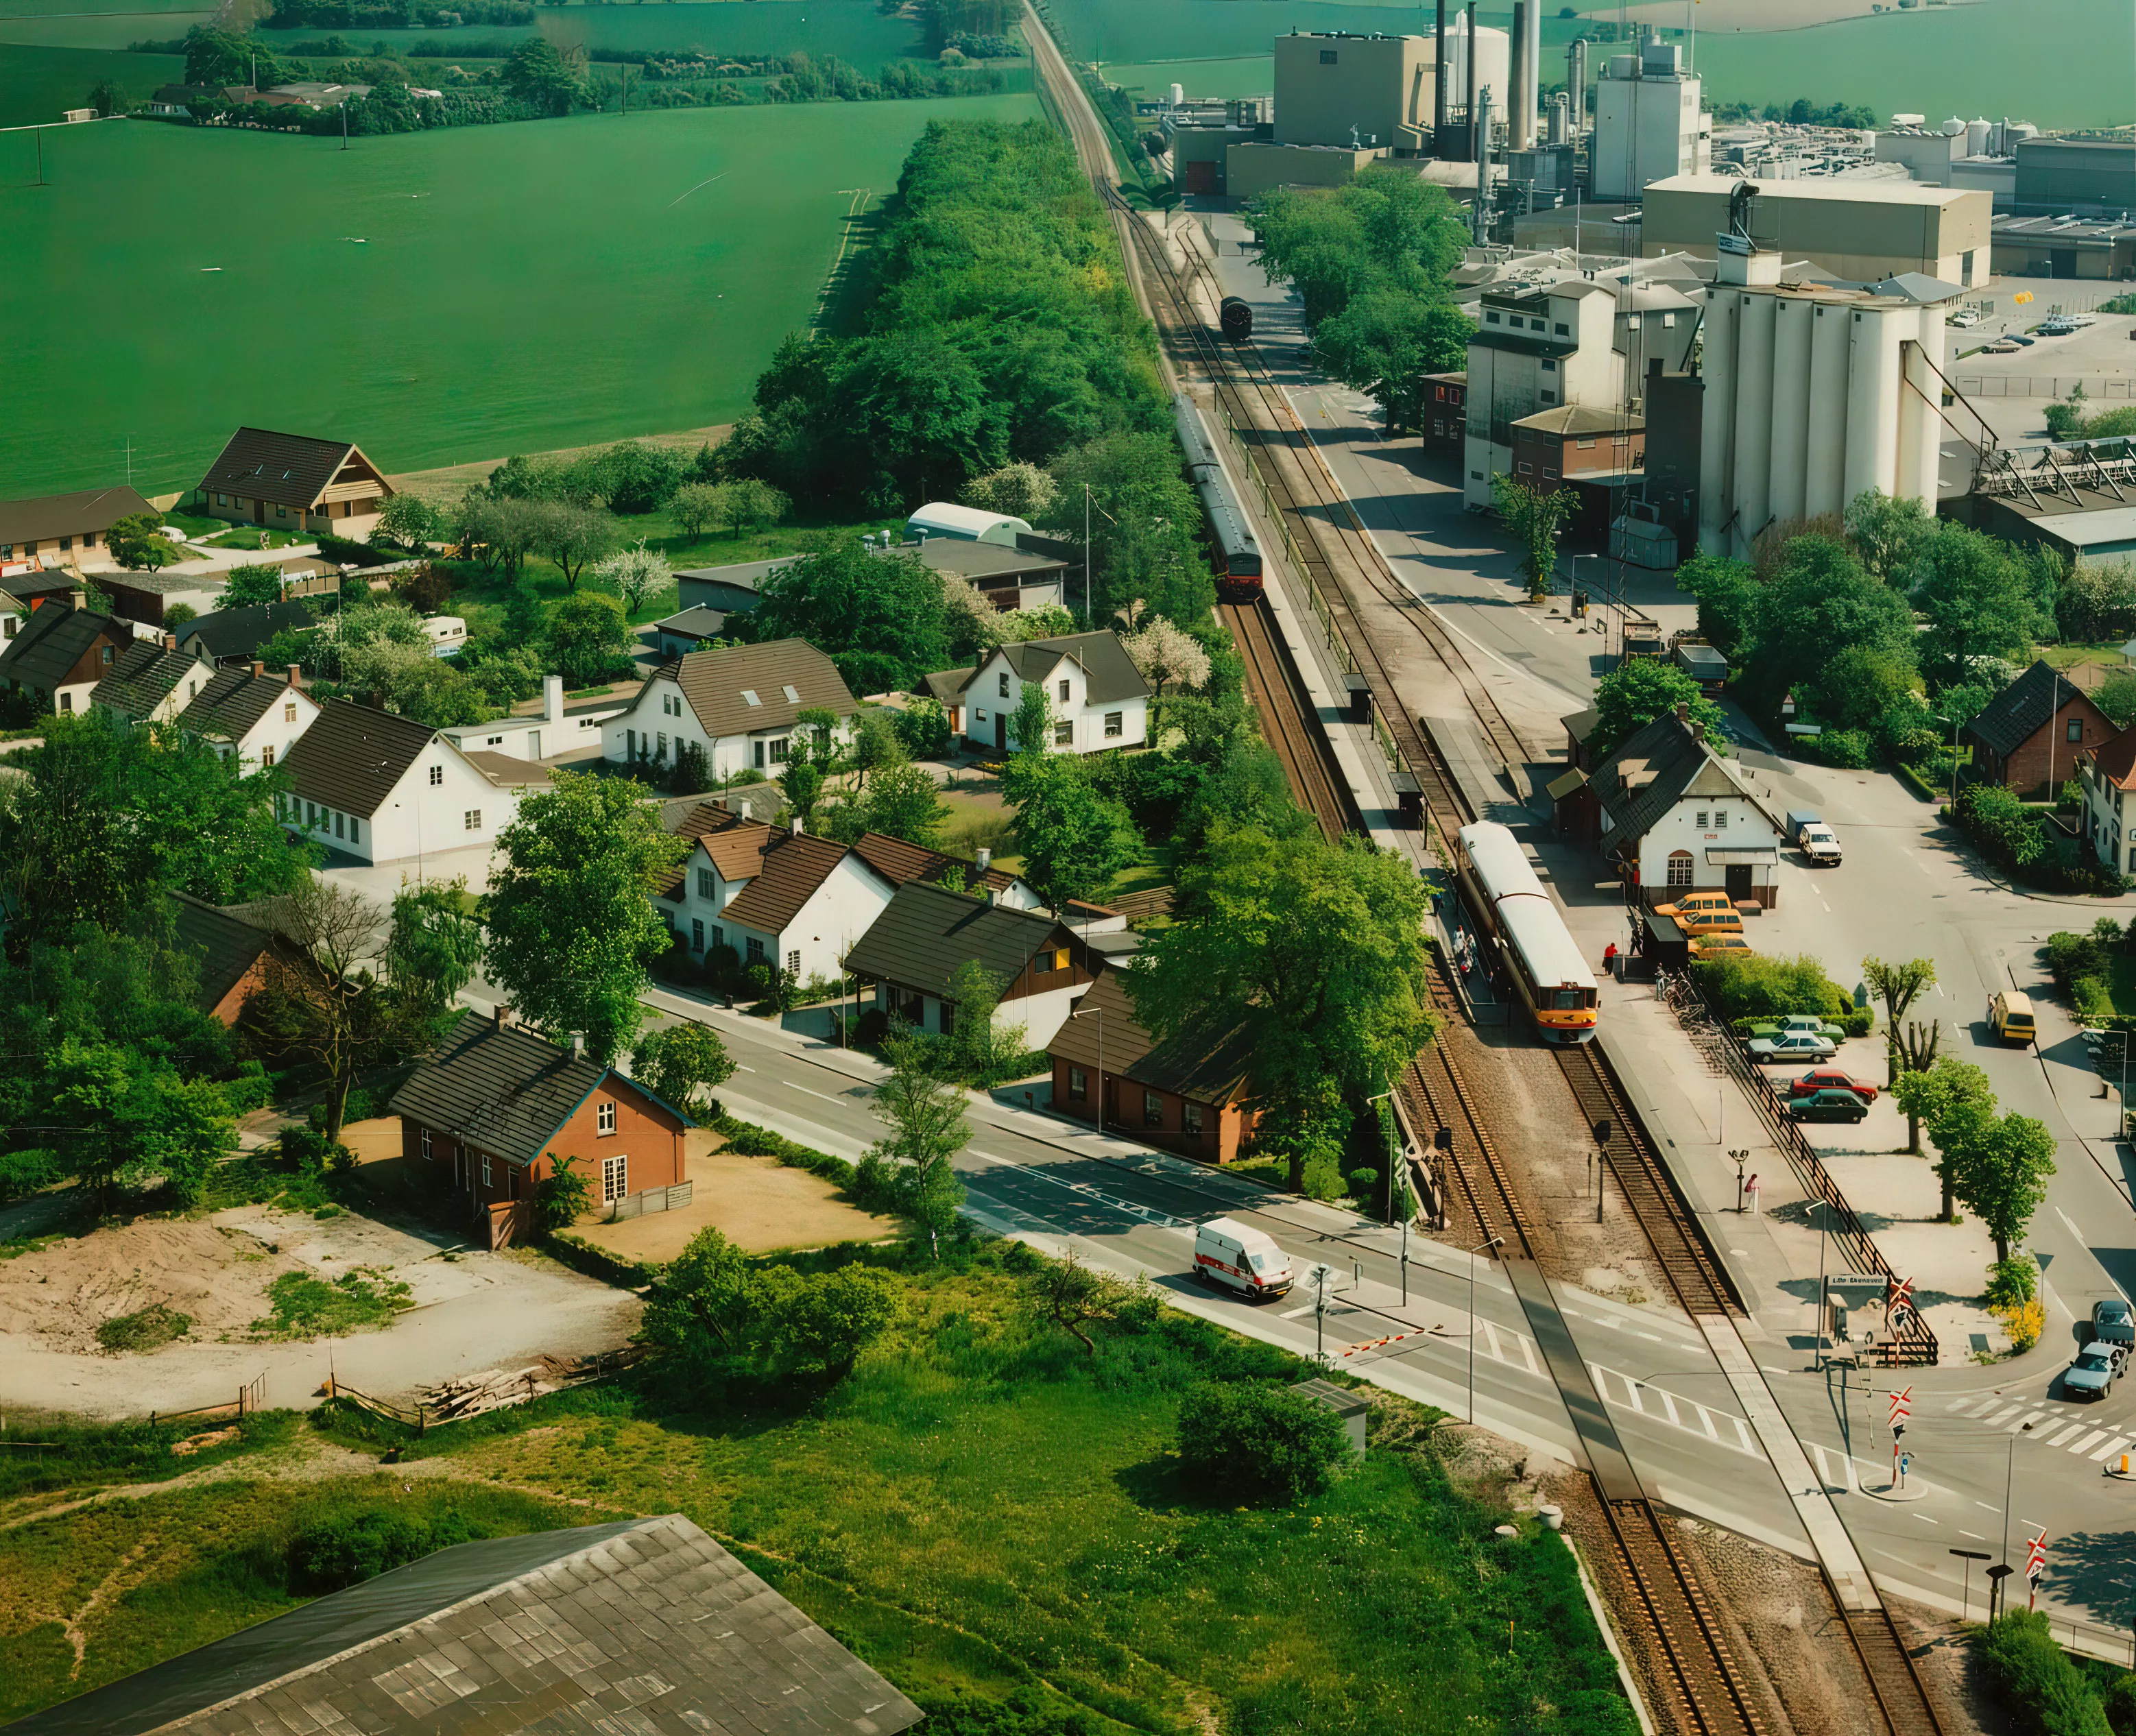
[1887, 1384, 1912, 1428]
[1827, 1273, 1888, 1297]
[2026, 1532, 2047, 1581]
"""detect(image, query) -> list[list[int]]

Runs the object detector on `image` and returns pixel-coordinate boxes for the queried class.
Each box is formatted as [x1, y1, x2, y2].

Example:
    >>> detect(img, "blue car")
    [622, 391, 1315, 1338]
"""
[2094, 1299, 2135, 1346]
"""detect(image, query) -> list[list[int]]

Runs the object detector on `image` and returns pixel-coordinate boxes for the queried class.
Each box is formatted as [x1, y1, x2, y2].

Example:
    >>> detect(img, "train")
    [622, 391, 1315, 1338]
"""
[1219, 296, 1254, 342]
[1173, 391, 1264, 600]
[1456, 821, 1598, 1044]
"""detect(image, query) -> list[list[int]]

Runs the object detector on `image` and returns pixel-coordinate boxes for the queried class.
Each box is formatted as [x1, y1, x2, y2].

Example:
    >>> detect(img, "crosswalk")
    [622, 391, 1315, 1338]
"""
[1938, 1391, 2136, 1464]
[1587, 1362, 1762, 1457]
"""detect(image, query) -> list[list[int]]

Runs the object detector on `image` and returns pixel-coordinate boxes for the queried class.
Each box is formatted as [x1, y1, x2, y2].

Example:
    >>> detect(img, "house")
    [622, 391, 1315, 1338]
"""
[388, 1006, 691, 1246]
[1587, 706, 1784, 907]
[2075, 730, 2136, 877]
[907, 535, 1069, 613]
[1422, 371, 1467, 459]
[0, 485, 156, 571]
[0, 598, 134, 715]
[178, 598, 318, 667]
[651, 605, 731, 659]
[929, 631, 1151, 756]
[0, 589, 21, 642]
[170, 892, 287, 1026]
[1046, 969, 1258, 1162]
[603, 640, 856, 780]
[674, 558, 780, 616]
[195, 426, 394, 539]
[843, 880, 1096, 1047]
[88, 633, 220, 723]
[1, 1512, 922, 1736]
[176, 660, 319, 768]
[276, 699, 549, 865]
[98, 570, 230, 631]
[1508, 405, 1644, 495]
[1964, 660, 2113, 800]
[845, 828, 1127, 933]
[441, 675, 627, 763]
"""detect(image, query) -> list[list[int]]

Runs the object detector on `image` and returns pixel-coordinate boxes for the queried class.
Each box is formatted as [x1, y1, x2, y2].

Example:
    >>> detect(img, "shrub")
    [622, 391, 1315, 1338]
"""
[1813, 727, 1871, 769]
[287, 1506, 483, 1593]
[1992, 1296, 2046, 1354]
[534, 1153, 594, 1229]
[1971, 1608, 2114, 1736]
[1175, 1379, 1353, 1502]
[221, 1060, 274, 1116]
[1985, 1255, 2039, 1309]
[892, 695, 952, 760]
[1694, 952, 1866, 1032]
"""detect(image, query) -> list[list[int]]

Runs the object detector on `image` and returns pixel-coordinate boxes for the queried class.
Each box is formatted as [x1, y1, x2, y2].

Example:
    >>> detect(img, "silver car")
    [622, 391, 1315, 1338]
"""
[2066, 1346, 2119, 1402]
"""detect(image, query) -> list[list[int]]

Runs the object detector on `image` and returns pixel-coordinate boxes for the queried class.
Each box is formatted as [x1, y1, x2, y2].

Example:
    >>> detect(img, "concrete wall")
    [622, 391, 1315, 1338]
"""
[1273, 32, 1431, 152]
[1642, 177, 1992, 285]
[1592, 60, 1707, 200]
[1225, 141, 1373, 200]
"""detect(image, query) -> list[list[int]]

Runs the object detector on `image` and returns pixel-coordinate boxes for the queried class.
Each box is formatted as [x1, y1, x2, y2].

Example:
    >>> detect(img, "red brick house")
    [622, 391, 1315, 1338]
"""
[1045, 972, 1258, 1164]
[1965, 660, 2115, 800]
[171, 893, 288, 1026]
[387, 1007, 692, 1247]
[1508, 405, 1644, 494]
[1422, 372, 1467, 459]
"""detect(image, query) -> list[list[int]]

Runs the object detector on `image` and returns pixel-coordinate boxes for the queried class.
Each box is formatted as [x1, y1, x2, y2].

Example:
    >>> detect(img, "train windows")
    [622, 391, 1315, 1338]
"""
[1549, 989, 1587, 1010]
[1666, 850, 1694, 887]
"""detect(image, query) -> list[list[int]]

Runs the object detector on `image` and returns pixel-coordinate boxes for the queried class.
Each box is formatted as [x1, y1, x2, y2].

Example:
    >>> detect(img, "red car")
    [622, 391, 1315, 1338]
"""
[1786, 1068, 1877, 1105]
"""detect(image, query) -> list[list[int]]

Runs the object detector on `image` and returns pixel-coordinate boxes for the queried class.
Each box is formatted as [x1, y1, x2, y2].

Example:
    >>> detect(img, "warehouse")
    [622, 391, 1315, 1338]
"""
[1641, 175, 1992, 287]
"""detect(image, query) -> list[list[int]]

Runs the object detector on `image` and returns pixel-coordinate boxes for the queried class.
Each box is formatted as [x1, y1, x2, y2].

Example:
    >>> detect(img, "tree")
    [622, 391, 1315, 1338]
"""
[1040, 432, 1216, 629]
[383, 879, 483, 1043]
[536, 503, 621, 592]
[1026, 1248, 1149, 1353]
[1312, 288, 1472, 431]
[1490, 474, 1575, 601]
[862, 1032, 968, 1240]
[373, 492, 441, 553]
[640, 1227, 755, 1359]
[779, 758, 826, 830]
[840, 330, 1004, 507]
[893, 697, 952, 762]
[716, 479, 789, 541]
[1674, 551, 1760, 655]
[846, 710, 904, 788]
[632, 1020, 735, 1113]
[1003, 751, 1137, 913]
[503, 35, 581, 113]
[753, 538, 950, 690]
[1588, 660, 1725, 760]
[590, 441, 685, 516]
[752, 1263, 900, 1375]
[1947, 1111, 2057, 1262]
[1131, 823, 1434, 1192]
[1892, 1055, 1997, 1212]
[1862, 956, 1937, 1089]
[1909, 524, 2045, 685]
[483, 773, 686, 1064]
[590, 539, 671, 618]
[221, 564, 287, 609]
[671, 481, 723, 539]
[1122, 618, 1211, 701]
[961, 461, 1058, 522]
[835, 759, 950, 848]
[1744, 535, 1916, 710]
[1175, 1380, 1352, 1502]
[88, 77, 126, 117]
[533, 1153, 594, 1230]
[546, 591, 632, 689]
[1843, 488, 1936, 584]
[107, 513, 178, 572]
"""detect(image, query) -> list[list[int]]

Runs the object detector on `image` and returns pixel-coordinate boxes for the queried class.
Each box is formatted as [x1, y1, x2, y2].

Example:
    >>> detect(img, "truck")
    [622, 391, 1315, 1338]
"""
[1622, 616, 1665, 661]
[1193, 1216, 1295, 1300]
[1671, 634, 1729, 689]
[1784, 809, 1843, 865]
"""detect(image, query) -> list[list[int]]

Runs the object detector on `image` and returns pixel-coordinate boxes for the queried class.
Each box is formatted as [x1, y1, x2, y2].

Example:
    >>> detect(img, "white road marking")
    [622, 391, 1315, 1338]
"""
[1961, 1530, 1987, 1541]
[2071, 1429, 2109, 1454]
[1280, 1303, 1315, 1319]
[1912, 1512, 1939, 1525]
[1987, 1404, 2026, 1425]
[2092, 1438, 2132, 1462]
[2047, 1425, 2085, 1447]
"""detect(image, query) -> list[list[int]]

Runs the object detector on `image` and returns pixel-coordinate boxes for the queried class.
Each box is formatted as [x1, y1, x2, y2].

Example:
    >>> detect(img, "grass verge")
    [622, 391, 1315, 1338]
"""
[94, 1305, 193, 1355]
[248, 1270, 413, 1340]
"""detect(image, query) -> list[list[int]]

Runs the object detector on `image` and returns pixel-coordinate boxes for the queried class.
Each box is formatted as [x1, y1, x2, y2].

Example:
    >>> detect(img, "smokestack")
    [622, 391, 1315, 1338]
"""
[1464, 3, 1478, 164]
[1434, 0, 1448, 156]
[738, 799, 752, 821]
[1510, 1, 1533, 152]
[251, 660, 265, 677]
[287, 664, 301, 688]
[544, 673, 564, 723]
[791, 814, 805, 836]
[1568, 38, 1587, 132]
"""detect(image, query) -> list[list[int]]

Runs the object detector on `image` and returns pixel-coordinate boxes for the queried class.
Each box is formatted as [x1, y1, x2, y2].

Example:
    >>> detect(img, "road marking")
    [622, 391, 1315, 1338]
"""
[2072, 1429, 2109, 1454]
[965, 1149, 1186, 1229]
[2047, 1425, 2085, 1447]
[1978, 1502, 2002, 1512]
[2092, 1437, 2132, 1462]
[1961, 1530, 1987, 1541]
[787, 1083, 858, 1107]
[1280, 1303, 1315, 1319]
[1987, 1404, 2026, 1425]
[2056, 1209, 2135, 1305]
[1912, 1512, 1939, 1525]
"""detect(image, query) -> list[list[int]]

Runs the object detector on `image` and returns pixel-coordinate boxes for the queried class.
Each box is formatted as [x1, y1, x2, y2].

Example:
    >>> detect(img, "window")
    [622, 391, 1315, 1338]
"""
[1103, 712, 1123, 738]
[939, 1000, 956, 1037]
[1517, 463, 1533, 475]
[1543, 468, 1558, 481]
[1183, 1102, 1204, 1136]
[786, 948, 800, 976]
[464, 809, 481, 831]
[741, 688, 761, 708]
[429, 764, 443, 786]
[691, 918, 704, 952]
[59, 536, 71, 551]
[710, 925, 723, 951]
[348, 816, 359, 844]
[1143, 1091, 1164, 1129]
[1541, 359, 1557, 372]
[486, 735, 503, 747]
[1555, 322, 1569, 335]
[746, 937, 766, 964]
[597, 1100, 617, 1135]
[1666, 850, 1694, 887]
[1433, 420, 1444, 437]
[998, 671, 1010, 698]
[974, 708, 988, 723]
[307, 802, 320, 828]
[754, 740, 765, 769]
[334, 811, 345, 839]
[1539, 392, 1556, 405]
[656, 731, 668, 760]
[1662, 312, 1677, 327]
[1068, 1066, 1088, 1100]
[1486, 311, 1500, 324]
[261, 745, 275, 767]
[1694, 810, 1708, 828]
[275, 505, 287, 519]
[1055, 946, 1071, 972]
[768, 737, 789, 764]
[1057, 677, 1070, 703]
[601, 1153, 627, 1203]
[1471, 471, 1484, 481]
[283, 702, 296, 723]
[1319, 47, 1336, 62]
[782, 686, 799, 703]
[101, 646, 114, 664]
[1714, 810, 1728, 831]
[421, 1127, 433, 1160]
[1576, 438, 1596, 450]
[697, 867, 715, 900]
[1054, 721, 1073, 746]
[481, 1150, 492, 1188]
[2069, 719, 2085, 743]
[1627, 315, 1642, 330]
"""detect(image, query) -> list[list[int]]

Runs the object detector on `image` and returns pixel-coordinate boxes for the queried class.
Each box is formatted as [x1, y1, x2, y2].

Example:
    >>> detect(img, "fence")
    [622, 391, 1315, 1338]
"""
[149, 1372, 266, 1429]
[607, 1181, 693, 1222]
[1952, 376, 2136, 400]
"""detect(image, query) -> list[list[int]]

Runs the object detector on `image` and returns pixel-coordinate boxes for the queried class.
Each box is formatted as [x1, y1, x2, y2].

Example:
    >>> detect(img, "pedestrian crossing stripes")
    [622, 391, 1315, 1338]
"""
[1936, 1393, 2134, 1460]
[1585, 1363, 1760, 1456]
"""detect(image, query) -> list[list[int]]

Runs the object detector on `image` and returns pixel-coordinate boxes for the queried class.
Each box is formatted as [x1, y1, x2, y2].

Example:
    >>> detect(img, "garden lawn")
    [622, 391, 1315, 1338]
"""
[0, 93, 1038, 499]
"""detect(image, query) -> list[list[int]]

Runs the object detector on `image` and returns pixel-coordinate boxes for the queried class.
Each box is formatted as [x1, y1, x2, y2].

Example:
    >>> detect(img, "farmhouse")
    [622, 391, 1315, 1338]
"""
[603, 639, 856, 780]
[195, 426, 394, 539]
[0, 485, 156, 570]
[1964, 658, 2113, 801]
[0, 597, 132, 716]
[1046, 969, 1258, 1162]
[1585, 707, 1784, 907]
[843, 880, 1096, 1047]
[389, 1006, 691, 1246]
[2, 1512, 921, 1736]
[176, 660, 319, 769]
[276, 699, 549, 865]
[928, 630, 1150, 756]
[89, 634, 219, 724]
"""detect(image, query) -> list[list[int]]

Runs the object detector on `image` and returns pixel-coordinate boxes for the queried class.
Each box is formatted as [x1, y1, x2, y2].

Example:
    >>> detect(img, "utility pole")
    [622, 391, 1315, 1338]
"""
[1083, 483, 1092, 621]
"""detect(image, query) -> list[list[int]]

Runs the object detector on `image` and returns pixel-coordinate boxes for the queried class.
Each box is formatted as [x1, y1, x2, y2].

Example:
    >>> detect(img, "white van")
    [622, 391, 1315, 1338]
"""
[1194, 1216, 1294, 1299]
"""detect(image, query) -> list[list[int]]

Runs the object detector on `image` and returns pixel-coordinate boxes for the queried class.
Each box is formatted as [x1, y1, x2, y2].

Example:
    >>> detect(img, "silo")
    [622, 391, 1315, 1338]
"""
[1731, 291, 1778, 548]
[1940, 114, 1965, 136]
[1169, 82, 1185, 108]
[1567, 38, 1587, 132]
[1843, 306, 1904, 503]
[1965, 117, 1990, 156]
[1767, 298, 1814, 524]
[1804, 302, 1851, 518]
[1698, 288, 1740, 555]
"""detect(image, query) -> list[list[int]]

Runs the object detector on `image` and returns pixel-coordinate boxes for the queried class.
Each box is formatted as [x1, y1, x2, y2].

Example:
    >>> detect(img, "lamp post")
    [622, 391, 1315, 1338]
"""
[1812, 1196, 1831, 1370]
[1998, 1419, 2035, 1622]
[1070, 1002, 1104, 1132]
[1731, 1148, 1751, 1212]
[1468, 1234, 1504, 1423]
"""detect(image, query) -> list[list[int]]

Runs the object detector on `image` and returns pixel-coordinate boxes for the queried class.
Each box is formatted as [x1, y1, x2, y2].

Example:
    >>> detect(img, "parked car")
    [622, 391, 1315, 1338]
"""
[2093, 1298, 2135, 1346]
[2011, 334, 2037, 346]
[1689, 933, 1754, 958]
[1949, 309, 1981, 328]
[1786, 1068, 1879, 1104]
[1978, 340, 2021, 354]
[2065, 1345, 2120, 1402]
[1749, 1013, 1847, 1042]
[1193, 1216, 1294, 1300]
[1749, 1030, 1838, 1063]
[1654, 890, 1743, 935]
[1791, 1087, 1870, 1124]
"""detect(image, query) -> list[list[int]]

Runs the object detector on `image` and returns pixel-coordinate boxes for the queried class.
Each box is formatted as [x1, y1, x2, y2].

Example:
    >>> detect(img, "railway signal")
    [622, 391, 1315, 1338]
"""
[1887, 1275, 1917, 1331]
[1888, 1384, 1912, 1480]
[2027, 1532, 2048, 1610]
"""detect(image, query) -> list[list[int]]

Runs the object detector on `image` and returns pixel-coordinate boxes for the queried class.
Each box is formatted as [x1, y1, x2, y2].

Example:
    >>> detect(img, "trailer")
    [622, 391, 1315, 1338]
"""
[1671, 634, 1729, 688]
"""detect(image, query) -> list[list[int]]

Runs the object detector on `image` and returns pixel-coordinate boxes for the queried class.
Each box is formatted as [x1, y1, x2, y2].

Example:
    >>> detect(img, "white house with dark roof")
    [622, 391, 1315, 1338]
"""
[930, 630, 1151, 756]
[176, 660, 320, 769]
[277, 699, 549, 865]
[88, 634, 219, 725]
[1586, 708, 1784, 907]
[603, 639, 857, 780]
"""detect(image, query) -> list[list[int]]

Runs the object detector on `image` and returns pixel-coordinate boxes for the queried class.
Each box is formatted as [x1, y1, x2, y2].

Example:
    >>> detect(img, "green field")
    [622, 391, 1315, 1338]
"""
[1099, 55, 1273, 99]
[0, 43, 180, 125]
[0, 93, 1037, 499]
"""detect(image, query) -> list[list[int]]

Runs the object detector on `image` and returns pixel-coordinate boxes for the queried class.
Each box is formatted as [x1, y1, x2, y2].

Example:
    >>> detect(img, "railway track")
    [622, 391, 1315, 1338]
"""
[1843, 1607, 1945, 1736]
[1219, 599, 1354, 841]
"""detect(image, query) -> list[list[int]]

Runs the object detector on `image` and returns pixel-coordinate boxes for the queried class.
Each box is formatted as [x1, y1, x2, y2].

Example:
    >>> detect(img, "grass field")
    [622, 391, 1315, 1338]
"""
[1098, 56, 1273, 100]
[0, 44, 180, 126]
[0, 1246, 1635, 1734]
[0, 93, 1037, 499]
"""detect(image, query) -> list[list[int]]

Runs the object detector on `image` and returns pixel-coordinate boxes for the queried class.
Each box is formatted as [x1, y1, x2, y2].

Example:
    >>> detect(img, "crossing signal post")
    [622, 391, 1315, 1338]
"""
[2027, 1532, 2048, 1611]
[1888, 1384, 1912, 1484]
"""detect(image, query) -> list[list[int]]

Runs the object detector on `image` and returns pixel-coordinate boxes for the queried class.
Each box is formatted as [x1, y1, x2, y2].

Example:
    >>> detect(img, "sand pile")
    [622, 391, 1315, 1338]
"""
[0, 1220, 295, 1352]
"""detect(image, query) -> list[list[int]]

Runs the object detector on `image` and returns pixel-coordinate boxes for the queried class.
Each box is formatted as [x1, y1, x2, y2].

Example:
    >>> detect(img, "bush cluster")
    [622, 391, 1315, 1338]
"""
[1973, 1608, 2117, 1736]
[1175, 1379, 1354, 1503]
[287, 1505, 483, 1592]
[1959, 786, 2129, 896]
[2046, 918, 2132, 1024]
[1692, 953, 1871, 1035]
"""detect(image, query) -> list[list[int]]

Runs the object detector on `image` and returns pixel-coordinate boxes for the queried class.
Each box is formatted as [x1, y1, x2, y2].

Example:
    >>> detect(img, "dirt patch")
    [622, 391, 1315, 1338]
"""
[574, 1139, 898, 1262]
[0, 1220, 296, 1353]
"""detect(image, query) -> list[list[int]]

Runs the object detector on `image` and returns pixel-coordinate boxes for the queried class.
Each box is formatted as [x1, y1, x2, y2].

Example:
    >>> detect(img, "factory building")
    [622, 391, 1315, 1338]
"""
[1696, 238, 1958, 559]
[1590, 40, 1709, 202]
[1463, 280, 1623, 509]
[1272, 31, 1433, 152]
[1640, 175, 1992, 285]
[2013, 137, 2136, 217]
[1989, 212, 2136, 280]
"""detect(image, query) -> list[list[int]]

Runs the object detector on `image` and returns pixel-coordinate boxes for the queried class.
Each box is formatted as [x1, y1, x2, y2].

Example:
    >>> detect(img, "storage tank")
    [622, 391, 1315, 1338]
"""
[1940, 114, 1965, 136]
[1566, 38, 1587, 131]
[1965, 117, 1991, 155]
[1891, 112, 1926, 128]
[2008, 121, 2038, 144]
[1444, 16, 1511, 114]
[1168, 82, 1184, 108]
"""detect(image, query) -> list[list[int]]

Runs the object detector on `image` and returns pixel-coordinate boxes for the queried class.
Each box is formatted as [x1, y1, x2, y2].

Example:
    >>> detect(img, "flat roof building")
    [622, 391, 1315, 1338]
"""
[1641, 174, 1992, 287]
[2013, 136, 2136, 217]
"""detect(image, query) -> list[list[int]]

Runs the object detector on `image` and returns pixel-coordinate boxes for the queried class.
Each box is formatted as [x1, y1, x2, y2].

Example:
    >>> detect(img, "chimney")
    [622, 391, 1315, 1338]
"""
[251, 660, 265, 678]
[738, 799, 752, 821]
[286, 663, 301, 688]
[1675, 702, 1690, 722]
[544, 673, 564, 724]
[791, 815, 805, 836]
[70, 586, 88, 611]
[975, 846, 992, 872]
[492, 1003, 514, 1029]
[163, 633, 178, 651]
[1689, 720, 1706, 742]
[571, 1033, 585, 1059]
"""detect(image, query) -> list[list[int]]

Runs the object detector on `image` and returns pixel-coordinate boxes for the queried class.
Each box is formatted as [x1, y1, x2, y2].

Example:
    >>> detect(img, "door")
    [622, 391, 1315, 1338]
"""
[995, 712, 1007, 752]
[529, 729, 542, 760]
[252, 498, 265, 524]
[1725, 863, 1752, 902]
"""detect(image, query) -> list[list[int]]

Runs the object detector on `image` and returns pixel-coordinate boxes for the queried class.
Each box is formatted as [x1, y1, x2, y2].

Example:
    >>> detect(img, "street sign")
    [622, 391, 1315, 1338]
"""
[1887, 1384, 1912, 1427]
[2026, 1532, 2047, 1581]
[1827, 1273, 1888, 1296]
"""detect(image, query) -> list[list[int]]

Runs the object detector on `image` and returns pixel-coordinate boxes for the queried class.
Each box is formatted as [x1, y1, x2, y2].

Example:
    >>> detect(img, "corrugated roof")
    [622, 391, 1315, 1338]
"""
[174, 666, 290, 743]
[278, 699, 437, 817]
[0, 486, 156, 546]
[658, 639, 857, 741]
[1046, 970, 1253, 1104]
[178, 599, 317, 664]
[1966, 659, 2096, 758]
[198, 427, 386, 512]
[91, 640, 213, 719]
[842, 880, 1065, 995]
[386, 1009, 684, 1165]
[5, 1513, 919, 1736]
[1513, 405, 1645, 437]
[721, 828, 856, 935]
[0, 603, 122, 695]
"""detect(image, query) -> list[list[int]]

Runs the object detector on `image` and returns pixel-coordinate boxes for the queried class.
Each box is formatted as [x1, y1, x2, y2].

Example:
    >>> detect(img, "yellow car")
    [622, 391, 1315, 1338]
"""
[1656, 890, 1746, 940]
[1688, 933, 1754, 959]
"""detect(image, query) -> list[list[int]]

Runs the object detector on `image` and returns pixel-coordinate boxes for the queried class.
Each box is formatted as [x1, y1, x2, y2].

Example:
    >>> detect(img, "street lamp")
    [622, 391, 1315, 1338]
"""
[1731, 1148, 1751, 1212]
[1367, 1087, 1411, 1302]
[1998, 1419, 2036, 1622]
[1468, 1234, 1504, 1424]
[1070, 1002, 1104, 1133]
